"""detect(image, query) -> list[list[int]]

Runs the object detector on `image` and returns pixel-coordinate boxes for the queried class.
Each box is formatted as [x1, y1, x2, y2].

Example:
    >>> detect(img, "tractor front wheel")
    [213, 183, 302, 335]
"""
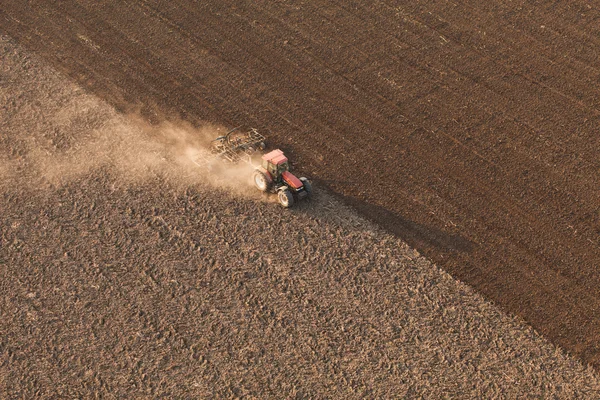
[300, 177, 313, 197]
[278, 189, 294, 208]
[253, 170, 271, 192]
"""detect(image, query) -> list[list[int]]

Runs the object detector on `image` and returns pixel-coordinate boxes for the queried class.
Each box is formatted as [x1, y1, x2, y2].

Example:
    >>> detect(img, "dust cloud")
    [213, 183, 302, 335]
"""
[0, 34, 262, 198]
[1, 33, 265, 199]
[7, 114, 261, 196]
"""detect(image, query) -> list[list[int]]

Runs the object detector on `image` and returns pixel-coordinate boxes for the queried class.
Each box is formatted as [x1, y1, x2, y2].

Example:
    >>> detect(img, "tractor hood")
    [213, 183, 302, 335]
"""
[282, 171, 303, 190]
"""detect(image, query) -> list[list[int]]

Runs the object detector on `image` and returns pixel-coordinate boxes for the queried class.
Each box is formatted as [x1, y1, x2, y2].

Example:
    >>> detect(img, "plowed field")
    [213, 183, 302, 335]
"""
[2, 0, 600, 395]
[3, 34, 600, 398]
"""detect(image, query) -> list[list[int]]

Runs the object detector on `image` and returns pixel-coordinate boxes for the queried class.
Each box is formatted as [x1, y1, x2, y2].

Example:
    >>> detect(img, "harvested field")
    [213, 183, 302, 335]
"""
[2, 35, 600, 398]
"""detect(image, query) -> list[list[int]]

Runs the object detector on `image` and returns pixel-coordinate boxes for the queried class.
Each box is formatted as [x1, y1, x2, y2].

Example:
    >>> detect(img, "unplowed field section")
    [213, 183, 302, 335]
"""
[2, 1, 600, 365]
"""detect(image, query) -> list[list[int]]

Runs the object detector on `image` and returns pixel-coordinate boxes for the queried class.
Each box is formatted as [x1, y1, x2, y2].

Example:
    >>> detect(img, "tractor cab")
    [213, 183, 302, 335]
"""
[261, 149, 289, 181]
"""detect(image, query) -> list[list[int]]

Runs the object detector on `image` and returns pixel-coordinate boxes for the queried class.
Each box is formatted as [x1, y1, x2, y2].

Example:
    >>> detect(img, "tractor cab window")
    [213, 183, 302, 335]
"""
[265, 161, 277, 176]
[262, 159, 274, 172]
[277, 162, 289, 175]
[263, 159, 289, 177]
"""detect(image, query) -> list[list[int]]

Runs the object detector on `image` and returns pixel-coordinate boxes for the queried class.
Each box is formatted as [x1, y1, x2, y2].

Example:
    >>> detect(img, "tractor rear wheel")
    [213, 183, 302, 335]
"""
[253, 170, 271, 192]
[278, 189, 294, 208]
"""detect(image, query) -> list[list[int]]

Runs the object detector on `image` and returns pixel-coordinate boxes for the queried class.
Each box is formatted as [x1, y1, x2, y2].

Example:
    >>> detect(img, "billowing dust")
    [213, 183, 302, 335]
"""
[4, 114, 263, 197]
[1, 33, 265, 199]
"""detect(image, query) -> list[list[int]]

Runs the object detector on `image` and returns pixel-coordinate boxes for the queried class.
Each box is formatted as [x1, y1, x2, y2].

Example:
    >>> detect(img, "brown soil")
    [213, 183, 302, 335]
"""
[2, 35, 600, 398]
[1, 0, 600, 394]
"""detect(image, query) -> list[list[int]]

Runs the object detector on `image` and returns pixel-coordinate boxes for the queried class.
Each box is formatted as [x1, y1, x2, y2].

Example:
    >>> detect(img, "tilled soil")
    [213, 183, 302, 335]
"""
[2, 36, 600, 398]
[1, 0, 600, 368]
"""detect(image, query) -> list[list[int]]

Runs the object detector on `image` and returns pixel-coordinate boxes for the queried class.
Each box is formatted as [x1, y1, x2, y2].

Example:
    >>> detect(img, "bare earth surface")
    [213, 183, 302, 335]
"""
[1, 1, 600, 370]
[2, 35, 600, 398]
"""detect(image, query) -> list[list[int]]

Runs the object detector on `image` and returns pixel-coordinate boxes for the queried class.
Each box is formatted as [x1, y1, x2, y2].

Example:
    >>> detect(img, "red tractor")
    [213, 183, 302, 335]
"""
[252, 149, 312, 208]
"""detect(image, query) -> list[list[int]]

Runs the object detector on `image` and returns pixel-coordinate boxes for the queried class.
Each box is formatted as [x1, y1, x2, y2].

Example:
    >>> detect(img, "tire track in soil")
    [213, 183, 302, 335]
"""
[2, 0, 600, 366]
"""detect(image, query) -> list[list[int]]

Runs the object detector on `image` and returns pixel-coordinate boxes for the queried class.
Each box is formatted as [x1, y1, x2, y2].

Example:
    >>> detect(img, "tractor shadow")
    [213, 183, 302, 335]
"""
[295, 182, 474, 255]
